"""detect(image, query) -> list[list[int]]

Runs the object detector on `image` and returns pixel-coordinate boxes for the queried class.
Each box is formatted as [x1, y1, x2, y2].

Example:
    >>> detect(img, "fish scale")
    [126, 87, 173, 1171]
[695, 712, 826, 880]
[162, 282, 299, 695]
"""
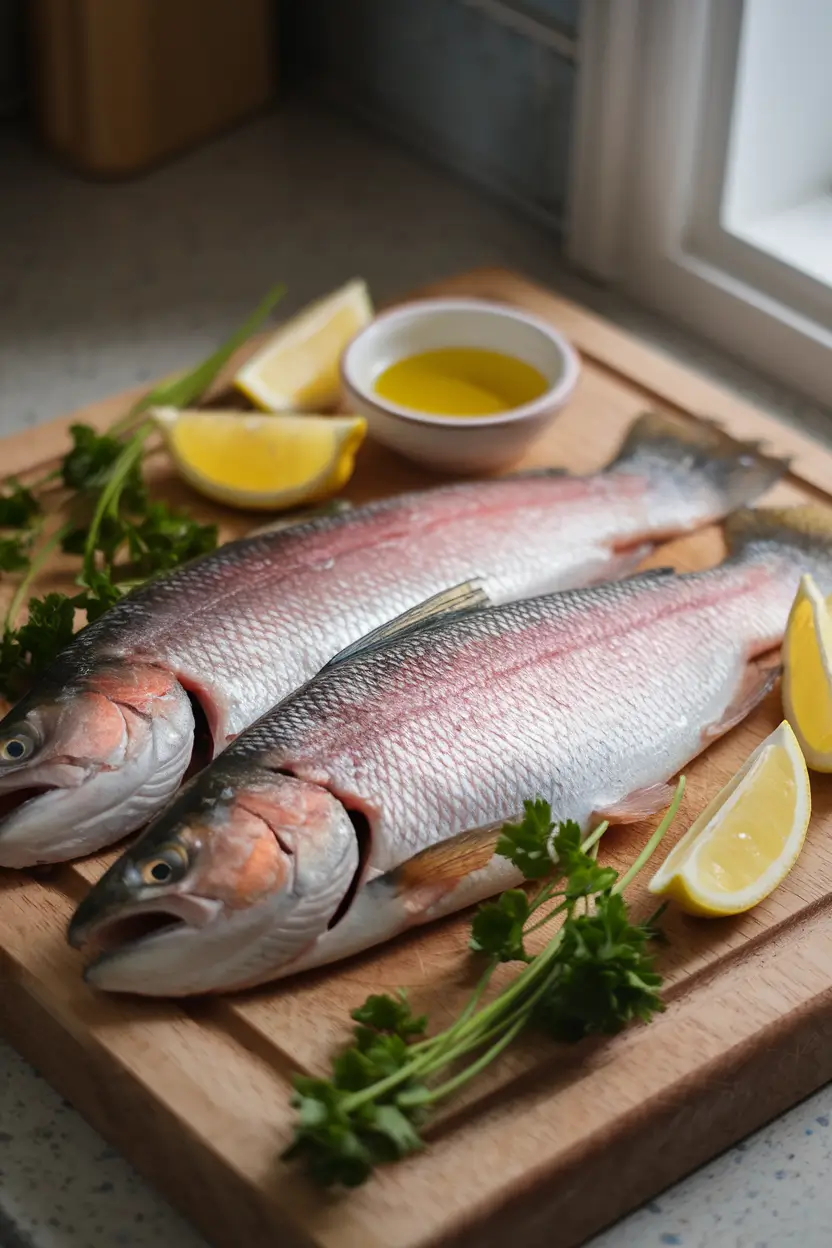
[239, 561, 789, 872]
[0, 412, 786, 867]
[71, 505, 832, 996]
[60, 474, 671, 740]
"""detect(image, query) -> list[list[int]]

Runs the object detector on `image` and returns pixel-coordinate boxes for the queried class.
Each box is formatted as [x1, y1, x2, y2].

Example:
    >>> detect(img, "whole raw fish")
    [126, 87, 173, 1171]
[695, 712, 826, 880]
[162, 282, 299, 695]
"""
[0, 413, 783, 867]
[69, 504, 832, 997]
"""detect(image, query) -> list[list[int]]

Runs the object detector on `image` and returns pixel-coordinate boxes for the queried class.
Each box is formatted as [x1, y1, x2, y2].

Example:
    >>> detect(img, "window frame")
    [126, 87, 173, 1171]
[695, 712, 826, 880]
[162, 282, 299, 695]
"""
[567, 0, 832, 407]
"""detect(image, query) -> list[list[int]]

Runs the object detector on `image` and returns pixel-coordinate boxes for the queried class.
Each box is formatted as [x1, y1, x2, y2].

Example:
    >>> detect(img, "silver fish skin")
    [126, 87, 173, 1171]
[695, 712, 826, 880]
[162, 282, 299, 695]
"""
[0, 412, 783, 866]
[70, 504, 832, 996]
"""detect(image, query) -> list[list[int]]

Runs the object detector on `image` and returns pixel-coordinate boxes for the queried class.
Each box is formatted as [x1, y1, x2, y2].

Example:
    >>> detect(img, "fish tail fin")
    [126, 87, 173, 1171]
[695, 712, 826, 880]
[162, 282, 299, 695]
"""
[608, 412, 788, 519]
[726, 504, 832, 592]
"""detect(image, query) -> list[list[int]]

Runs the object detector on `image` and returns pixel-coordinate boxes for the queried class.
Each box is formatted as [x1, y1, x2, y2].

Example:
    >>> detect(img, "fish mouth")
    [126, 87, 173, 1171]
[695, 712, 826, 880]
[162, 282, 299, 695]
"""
[72, 893, 224, 989]
[70, 892, 220, 953]
[0, 702, 197, 868]
[0, 782, 90, 868]
[82, 910, 188, 960]
[0, 785, 60, 823]
[76, 784, 368, 997]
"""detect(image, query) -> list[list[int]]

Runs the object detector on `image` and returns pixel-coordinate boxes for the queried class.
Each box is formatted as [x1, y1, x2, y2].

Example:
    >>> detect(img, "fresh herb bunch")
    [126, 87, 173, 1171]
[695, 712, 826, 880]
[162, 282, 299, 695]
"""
[0, 483, 41, 577]
[0, 284, 286, 700]
[283, 781, 684, 1188]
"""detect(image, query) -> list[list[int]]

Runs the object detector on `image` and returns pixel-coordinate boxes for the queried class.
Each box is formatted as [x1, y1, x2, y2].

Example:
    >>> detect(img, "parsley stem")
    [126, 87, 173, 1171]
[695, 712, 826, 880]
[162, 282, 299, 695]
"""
[612, 776, 686, 896]
[522, 897, 569, 936]
[81, 424, 152, 582]
[109, 281, 287, 441]
[420, 943, 567, 1081]
[525, 879, 561, 918]
[340, 1046, 439, 1114]
[440, 918, 570, 1055]
[406, 962, 495, 1059]
[4, 522, 73, 631]
[343, 930, 569, 1112]
[420, 1014, 527, 1105]
[581, 819, 609, 854]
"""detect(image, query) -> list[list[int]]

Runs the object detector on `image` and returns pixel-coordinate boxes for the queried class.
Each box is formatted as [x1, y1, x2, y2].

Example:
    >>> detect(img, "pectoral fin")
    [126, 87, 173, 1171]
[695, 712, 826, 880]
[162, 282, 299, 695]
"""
[592, 782, 676, 825]
[701, 659, 781, 744]
[385, 820, 507, 914]
[275, 818, 517, 979]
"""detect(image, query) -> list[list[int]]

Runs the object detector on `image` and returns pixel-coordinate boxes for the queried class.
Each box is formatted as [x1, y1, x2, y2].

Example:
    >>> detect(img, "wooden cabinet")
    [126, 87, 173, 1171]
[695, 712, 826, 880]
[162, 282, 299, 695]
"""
[31, 0, 275, 177]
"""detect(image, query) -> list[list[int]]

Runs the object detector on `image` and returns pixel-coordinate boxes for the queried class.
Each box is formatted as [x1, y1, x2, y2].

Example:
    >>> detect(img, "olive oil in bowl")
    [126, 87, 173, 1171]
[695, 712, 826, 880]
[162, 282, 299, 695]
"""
[341, 296, 580, 472]
[373, 347, 549, 418]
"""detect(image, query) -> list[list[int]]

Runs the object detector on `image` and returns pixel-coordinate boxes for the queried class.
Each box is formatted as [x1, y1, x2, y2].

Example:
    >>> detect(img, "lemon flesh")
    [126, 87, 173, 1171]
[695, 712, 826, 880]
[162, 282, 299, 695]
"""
[648, 720, 810, 917]
[153, 408, 367, 511]
[234, 279, 373, 412]
[782, 574, 832, 771]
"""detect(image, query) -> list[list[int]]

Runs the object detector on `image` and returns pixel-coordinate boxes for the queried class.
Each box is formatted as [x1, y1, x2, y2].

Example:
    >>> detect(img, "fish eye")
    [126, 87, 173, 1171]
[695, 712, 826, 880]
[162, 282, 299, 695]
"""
[138, 844, 190, 887]
[0, 736, 34, 764]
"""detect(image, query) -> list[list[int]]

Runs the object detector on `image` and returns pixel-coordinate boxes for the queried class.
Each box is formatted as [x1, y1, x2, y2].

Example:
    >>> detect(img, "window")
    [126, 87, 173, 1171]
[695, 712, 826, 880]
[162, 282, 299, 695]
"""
[568, 0, 832, 406]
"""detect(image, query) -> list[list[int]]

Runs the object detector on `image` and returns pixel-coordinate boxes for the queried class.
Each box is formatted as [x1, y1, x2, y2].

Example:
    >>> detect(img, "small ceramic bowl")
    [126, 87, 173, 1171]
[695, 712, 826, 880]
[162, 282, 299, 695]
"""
[340, 297, 580, 474]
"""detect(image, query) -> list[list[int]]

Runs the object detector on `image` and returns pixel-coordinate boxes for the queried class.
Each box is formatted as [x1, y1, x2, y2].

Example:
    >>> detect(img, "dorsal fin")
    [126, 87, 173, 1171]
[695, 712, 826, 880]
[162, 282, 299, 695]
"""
[322, 580, 492, 670]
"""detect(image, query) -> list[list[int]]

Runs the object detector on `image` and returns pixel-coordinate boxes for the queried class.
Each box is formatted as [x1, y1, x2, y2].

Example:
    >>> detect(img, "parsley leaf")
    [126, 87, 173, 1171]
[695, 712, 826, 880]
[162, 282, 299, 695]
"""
[61, 425, 127, 493]
[0, 628, 23, 696]
[552, 821, 618, 899]
[351, 992, 427, 1040]
[534, 893, 664, 1042]
[16, 593, 78, 667]
[0, 482, 39, 529]
[283, 988, 430, 1187]
[59, 424, 147, 511]
[283, 779, 686, 1189]
[284, 1079, 424, 1188]
[1, 284, 287, 701]
[283, 1078, 373, 1188]
[495, 798, 555, 878]
[333, 1034, 411, 1090]
[469, 889, 530, 961]
[125, 502, 217, 576]
[0, 593, 79, 697]
[0, 536, 30, 573]
[74, 570, 124, 622]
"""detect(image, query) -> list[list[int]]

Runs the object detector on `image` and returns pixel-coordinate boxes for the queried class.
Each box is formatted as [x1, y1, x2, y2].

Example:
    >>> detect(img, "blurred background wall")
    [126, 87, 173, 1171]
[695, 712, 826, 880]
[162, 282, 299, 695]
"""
[1, 0, 577, 230]
[0, 0, 27, 117]
[281, 0, 578, 229]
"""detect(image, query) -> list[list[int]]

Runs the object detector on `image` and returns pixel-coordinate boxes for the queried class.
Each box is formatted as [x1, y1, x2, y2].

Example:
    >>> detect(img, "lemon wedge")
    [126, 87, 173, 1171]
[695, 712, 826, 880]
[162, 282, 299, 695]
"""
[782, 573, 832, 771]
[647, 720, 810, 916]
[152, 408, 367, 511]
[234, 279, 373, 412]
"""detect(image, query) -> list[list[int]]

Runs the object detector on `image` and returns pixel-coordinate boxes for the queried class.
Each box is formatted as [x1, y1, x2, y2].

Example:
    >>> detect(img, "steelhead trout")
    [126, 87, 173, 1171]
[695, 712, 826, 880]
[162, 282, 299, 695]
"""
[0, 413, 783, 867]
[69, 505, 831, 997]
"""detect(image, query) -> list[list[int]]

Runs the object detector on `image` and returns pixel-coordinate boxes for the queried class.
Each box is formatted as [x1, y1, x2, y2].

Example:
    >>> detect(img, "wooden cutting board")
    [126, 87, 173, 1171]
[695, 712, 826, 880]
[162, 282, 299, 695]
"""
[2, 267, 832, 1248]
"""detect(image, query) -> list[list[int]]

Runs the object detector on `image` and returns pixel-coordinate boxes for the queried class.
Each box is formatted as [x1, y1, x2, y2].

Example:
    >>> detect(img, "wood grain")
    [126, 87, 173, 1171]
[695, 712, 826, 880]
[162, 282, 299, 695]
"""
[2, 268, 832, 1248]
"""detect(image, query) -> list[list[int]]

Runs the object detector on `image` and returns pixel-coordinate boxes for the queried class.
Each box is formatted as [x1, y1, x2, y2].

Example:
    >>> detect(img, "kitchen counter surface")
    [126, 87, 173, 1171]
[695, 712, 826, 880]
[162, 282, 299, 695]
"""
[2, 96, 832, 1248]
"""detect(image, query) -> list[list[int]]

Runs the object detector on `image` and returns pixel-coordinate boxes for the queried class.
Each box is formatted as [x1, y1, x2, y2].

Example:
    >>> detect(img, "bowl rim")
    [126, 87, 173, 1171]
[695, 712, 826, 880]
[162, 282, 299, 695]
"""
[340, 297, 581, 429]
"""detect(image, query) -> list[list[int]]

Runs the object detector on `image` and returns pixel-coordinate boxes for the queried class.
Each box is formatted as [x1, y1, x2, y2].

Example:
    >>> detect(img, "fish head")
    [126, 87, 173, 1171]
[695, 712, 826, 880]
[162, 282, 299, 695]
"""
[68, 768, 361, 996]
[0, 660, 195, 867]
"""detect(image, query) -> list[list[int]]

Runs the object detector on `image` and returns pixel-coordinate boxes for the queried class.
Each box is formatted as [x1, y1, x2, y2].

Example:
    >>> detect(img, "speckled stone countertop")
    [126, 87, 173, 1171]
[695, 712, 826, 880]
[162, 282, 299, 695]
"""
[2, 97, 832, 1248]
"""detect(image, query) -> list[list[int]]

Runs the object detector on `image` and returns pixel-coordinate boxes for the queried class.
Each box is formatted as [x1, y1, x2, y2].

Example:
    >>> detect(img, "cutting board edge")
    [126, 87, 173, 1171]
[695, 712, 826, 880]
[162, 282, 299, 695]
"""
[3, 266, 832, 1248]
[4, 888, 832, 1248]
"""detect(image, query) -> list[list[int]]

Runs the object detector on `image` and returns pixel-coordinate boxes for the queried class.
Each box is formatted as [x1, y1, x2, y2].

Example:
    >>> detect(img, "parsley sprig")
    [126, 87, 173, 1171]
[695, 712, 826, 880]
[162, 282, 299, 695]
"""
[283, 779, 685, 1187]
[0, 284, 286, 699]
